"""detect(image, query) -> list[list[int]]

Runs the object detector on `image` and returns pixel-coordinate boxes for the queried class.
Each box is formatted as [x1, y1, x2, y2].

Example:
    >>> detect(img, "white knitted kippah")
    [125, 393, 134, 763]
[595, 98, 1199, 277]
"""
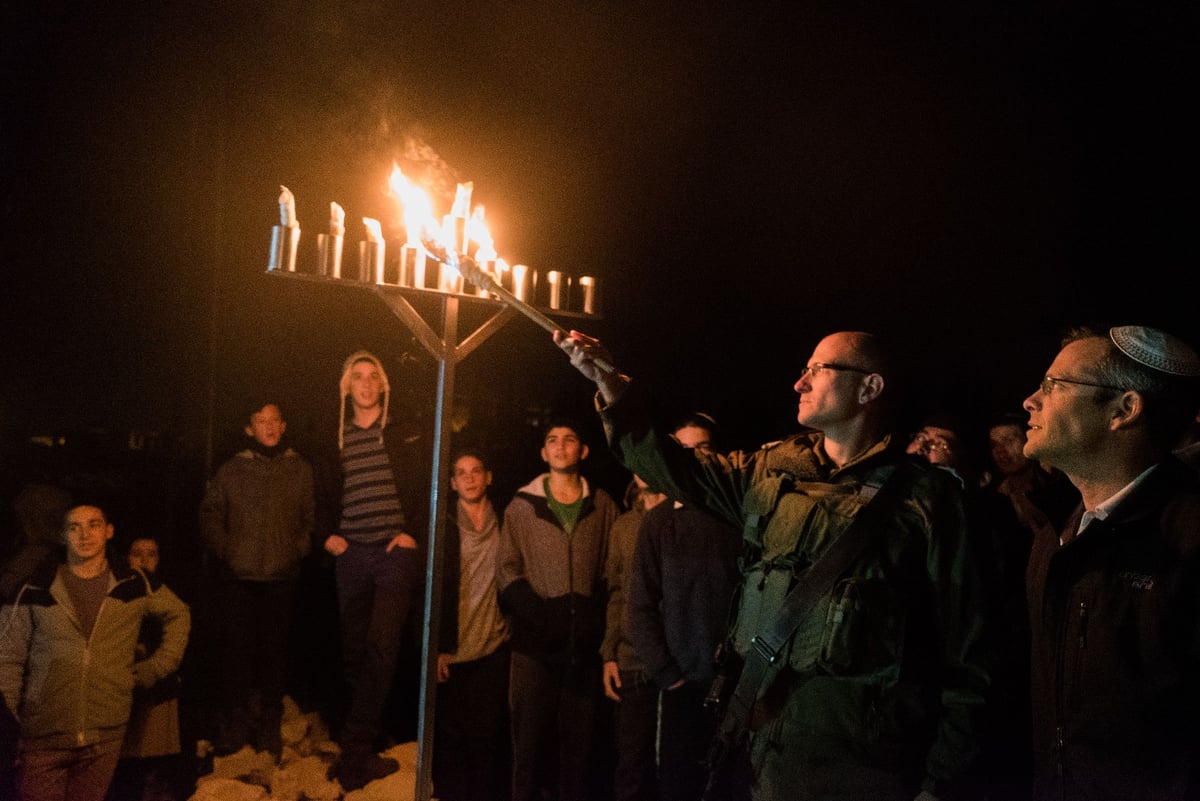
[1110, 326, 1200, 377]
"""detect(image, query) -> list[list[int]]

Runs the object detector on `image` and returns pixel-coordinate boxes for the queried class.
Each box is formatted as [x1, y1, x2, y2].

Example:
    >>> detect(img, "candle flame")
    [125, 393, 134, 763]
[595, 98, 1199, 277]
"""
[388, 164, 442, 247]
[362, 217, 384, 243]
[467, 205, 496, 261]
[330, 202, 345, 236]
[450, 182, 474, 218]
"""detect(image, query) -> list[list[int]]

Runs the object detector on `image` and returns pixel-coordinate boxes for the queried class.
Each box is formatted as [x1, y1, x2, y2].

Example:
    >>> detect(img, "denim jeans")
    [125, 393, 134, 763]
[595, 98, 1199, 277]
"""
[335, 540, 421, 754]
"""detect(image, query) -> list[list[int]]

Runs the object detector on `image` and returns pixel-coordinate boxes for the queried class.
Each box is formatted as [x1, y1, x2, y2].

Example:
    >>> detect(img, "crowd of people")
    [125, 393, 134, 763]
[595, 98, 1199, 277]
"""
[2, 322, 1200, 801]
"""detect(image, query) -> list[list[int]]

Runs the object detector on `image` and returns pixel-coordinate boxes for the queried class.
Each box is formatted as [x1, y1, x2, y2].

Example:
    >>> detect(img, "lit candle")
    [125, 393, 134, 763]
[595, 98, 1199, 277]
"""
[511, 264, 530, 301]
[279, 185, 297, 228]
[268, 185, 301, 272]
[400, 244, 427, 288]
[360, 217, 386, 283]
[474, 242, 498, 298]
[317, 201, 345, 278]
[578, 275, 597, 314]
[546, 270, 566, 309]
[494, 258, 511, 296]
[442, 182, 473, 255]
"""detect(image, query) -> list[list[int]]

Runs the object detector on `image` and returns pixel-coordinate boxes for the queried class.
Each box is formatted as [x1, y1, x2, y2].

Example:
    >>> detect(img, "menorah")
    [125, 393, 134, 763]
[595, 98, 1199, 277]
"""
[264, 196, 603, 801]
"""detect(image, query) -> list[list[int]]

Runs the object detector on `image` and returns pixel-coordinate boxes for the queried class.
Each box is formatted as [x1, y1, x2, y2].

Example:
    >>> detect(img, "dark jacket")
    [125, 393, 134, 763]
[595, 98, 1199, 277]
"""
[626, 500, 741, 688]
[1026, 456, 1200, 801]
[496, 475, 617, 665]
[315, 415, 431, 555]
[200, 447, 314, 581]
[600, 384, 989, 797]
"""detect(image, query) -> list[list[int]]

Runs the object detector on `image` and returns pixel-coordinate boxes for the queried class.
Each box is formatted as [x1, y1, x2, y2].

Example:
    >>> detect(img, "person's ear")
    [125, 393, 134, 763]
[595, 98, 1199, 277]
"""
[1110, 390, 1145, 431]
[581, 443, 590, 461]
[860, 373, 885, 404]
[244, 425, 255, 438]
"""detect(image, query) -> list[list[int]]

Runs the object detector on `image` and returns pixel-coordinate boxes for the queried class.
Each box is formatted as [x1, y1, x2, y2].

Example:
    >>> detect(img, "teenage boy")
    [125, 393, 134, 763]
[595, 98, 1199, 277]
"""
[0, 504, 190, 801]
[497, 418, 618, 801]
[317, 351, 429, 791]
[200, 400, 314, 759]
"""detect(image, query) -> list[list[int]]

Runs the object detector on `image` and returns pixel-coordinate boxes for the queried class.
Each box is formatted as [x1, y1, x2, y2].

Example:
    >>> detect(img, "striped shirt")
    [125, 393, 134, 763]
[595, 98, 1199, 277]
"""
[339, 422, 405, 543]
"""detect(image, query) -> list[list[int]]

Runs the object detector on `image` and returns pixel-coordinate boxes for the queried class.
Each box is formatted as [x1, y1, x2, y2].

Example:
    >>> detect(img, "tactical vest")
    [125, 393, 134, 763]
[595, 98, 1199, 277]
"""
[728, 462, 910, 678]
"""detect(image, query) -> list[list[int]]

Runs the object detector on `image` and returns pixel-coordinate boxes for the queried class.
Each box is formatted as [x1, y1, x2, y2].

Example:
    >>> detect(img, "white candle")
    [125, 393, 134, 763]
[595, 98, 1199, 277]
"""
[546, 270, 565, 309]
[511, 264, 530, 301]
[578, 275, 596, 314]
[361, 217, 386, 283]
[400, 244, 426, 288]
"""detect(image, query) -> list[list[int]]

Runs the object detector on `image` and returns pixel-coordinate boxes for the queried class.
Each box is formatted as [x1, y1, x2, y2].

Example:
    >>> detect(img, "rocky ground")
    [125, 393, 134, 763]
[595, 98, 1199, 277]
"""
[188, 697, 419, 801]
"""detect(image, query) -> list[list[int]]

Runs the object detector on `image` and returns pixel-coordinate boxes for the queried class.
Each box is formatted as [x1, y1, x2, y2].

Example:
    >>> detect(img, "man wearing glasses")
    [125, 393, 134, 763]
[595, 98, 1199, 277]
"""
[1023, 325, 1200, 801]
[556, 329, 988, 801]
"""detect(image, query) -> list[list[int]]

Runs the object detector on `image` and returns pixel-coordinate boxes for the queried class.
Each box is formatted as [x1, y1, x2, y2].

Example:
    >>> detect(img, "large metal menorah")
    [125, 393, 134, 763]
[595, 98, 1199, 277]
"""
[266, 253, 599, 801]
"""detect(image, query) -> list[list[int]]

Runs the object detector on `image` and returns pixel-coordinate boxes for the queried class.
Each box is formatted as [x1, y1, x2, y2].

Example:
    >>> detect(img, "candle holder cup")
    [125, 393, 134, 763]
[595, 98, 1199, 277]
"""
[268, 225, 301, 272]
[316, 234, 344, 278]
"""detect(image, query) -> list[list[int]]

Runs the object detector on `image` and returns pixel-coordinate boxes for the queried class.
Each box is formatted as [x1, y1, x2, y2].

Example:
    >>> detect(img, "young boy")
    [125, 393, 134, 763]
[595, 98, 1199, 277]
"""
[497, 418, 618, 801]
[0, 504, 190, 801]
[200, 400, 314, 760]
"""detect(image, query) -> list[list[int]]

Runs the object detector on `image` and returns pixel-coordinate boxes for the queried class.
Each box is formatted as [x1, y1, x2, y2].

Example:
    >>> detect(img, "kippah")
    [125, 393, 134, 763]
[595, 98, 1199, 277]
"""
[1110, 326, 1200, 377]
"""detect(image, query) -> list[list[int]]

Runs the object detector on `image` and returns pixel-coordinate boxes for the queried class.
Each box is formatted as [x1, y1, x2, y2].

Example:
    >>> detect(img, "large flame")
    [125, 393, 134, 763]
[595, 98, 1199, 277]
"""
[467, 205, 496, 261]
[388, 164, 441, 247]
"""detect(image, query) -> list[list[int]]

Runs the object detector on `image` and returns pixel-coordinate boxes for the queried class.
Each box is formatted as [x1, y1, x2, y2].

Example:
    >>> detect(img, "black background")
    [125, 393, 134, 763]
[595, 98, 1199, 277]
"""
[1, 0, 1195, 500]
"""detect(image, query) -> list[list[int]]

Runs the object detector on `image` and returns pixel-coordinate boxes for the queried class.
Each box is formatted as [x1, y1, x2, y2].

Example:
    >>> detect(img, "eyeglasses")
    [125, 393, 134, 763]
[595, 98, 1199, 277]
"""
[910, 433, 953, 453]
[799, 362, 873, 379]
[1040, 375, 1126, 395]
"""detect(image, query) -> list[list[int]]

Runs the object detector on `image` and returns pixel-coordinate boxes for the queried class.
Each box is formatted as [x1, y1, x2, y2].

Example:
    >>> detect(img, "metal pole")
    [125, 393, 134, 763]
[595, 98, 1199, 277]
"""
[414, 294, 458, 801]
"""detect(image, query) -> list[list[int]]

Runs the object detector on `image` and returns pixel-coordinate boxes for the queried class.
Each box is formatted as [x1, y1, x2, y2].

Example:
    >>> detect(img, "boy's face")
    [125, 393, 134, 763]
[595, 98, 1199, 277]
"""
[348, 360, 384, 411]
[541, 426, 588, 472]
[451, 455, 492, 502]
[128, 538, 160, 574]
[246, 403, 286, 447]
[673, 424, 712, 453]
[63, 505, 114, 564]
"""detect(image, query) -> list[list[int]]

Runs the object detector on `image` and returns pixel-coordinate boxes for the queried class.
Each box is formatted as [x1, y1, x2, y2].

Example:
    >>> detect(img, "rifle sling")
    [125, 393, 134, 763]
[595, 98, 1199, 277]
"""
[714, 462, 901, 747]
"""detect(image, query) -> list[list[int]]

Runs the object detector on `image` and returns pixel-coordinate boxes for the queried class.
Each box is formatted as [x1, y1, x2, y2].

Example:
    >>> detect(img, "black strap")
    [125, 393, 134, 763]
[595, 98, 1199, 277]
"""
[704, 463, 901, 794]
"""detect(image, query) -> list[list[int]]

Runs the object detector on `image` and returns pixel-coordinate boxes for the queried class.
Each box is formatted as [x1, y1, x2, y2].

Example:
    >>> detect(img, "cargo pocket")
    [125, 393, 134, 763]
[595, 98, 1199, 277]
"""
[814, 576, 902, 677]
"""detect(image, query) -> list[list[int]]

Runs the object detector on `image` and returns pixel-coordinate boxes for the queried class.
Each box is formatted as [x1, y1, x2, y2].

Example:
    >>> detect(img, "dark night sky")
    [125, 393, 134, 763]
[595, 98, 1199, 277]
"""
[1, 1, 1195, 485]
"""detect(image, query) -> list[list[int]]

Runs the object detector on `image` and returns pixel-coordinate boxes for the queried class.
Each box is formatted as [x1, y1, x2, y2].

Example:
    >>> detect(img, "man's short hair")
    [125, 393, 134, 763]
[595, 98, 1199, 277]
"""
[541, 414, 587, 443]
[245, 398, 284, 422]
[451, 448, 490, 473]
[62, 501, 108, 527]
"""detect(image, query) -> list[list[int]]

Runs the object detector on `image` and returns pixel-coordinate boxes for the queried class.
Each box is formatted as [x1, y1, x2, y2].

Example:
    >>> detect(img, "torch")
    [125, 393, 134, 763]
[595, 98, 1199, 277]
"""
[425, 245, 616, 375]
